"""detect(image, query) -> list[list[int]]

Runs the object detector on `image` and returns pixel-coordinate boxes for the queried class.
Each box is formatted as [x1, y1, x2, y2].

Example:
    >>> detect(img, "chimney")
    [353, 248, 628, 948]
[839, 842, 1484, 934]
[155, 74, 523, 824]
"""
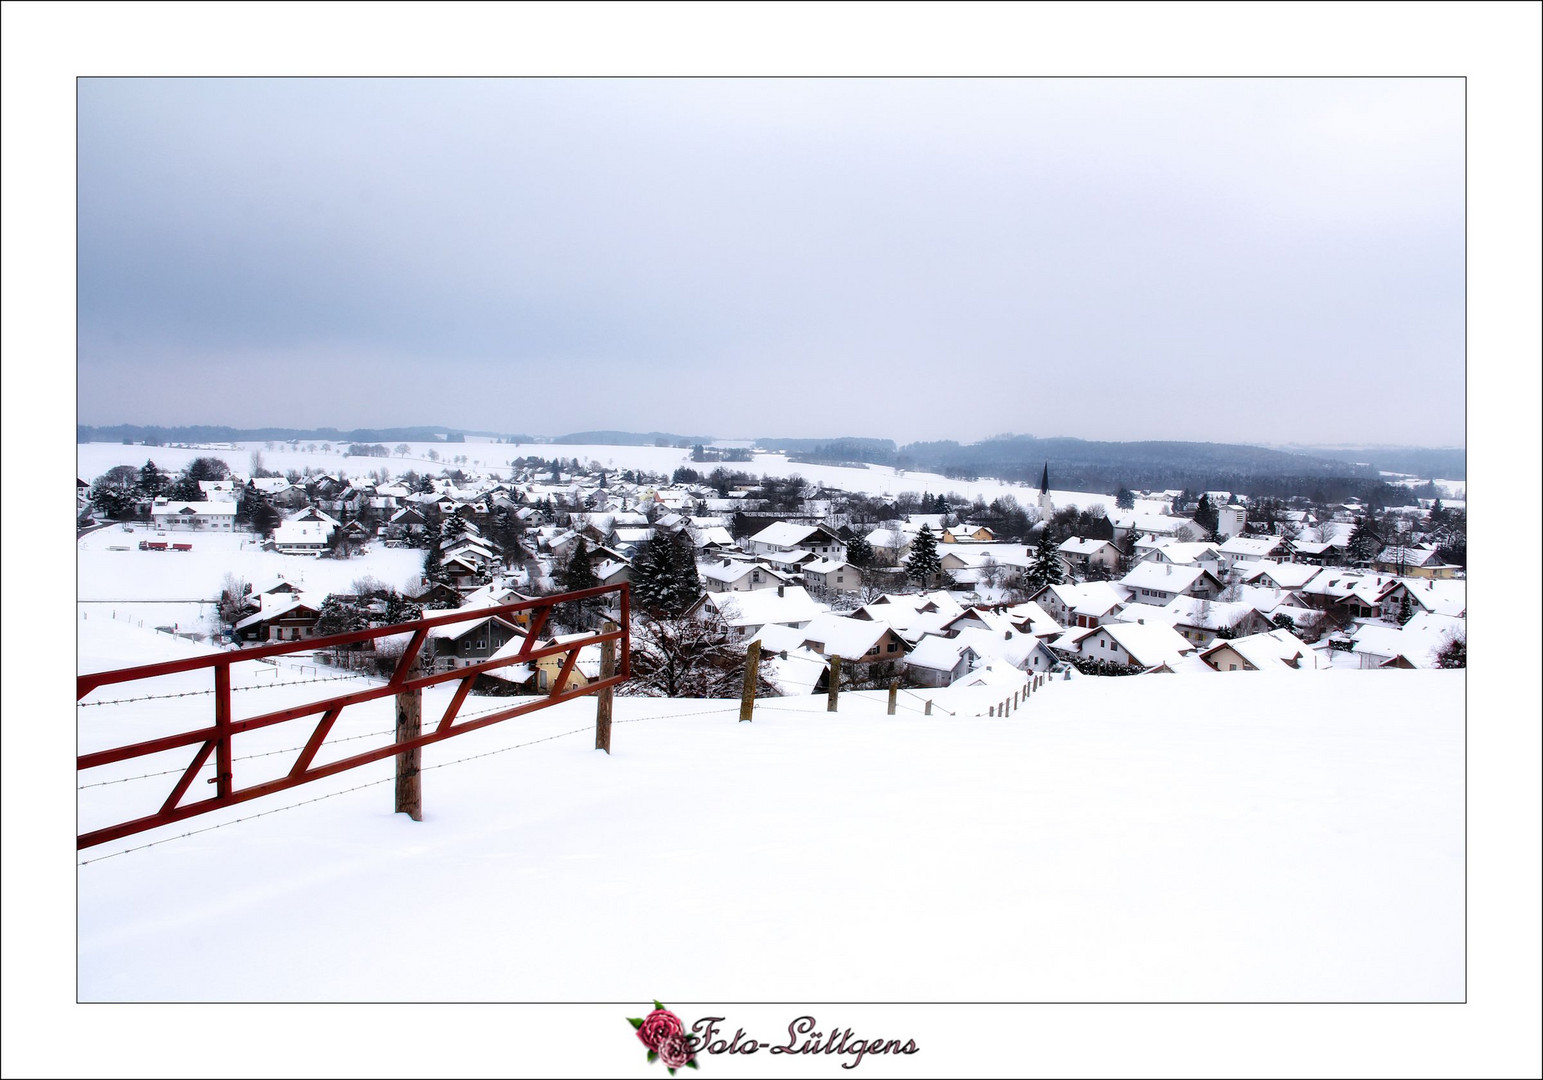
[1166, 563, 1172, 575]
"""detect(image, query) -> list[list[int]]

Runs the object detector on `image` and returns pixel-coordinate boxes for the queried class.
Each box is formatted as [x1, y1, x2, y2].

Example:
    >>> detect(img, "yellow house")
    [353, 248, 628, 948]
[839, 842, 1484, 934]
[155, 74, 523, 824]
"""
[941, 525, 996, 544]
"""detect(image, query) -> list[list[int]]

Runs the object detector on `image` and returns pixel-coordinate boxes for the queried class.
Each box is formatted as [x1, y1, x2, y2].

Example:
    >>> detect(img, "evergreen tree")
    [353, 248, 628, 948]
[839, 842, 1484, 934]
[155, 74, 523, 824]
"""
[665, 529, 703, 613]
[382, 591, 423, 626]
[1348, 517, 1379, 564]
[1193, 494, 1219, 535]
[905, 524, 942, 588]
[1115, 486, 1135, 510]
[846, 533, 874, 569]
[558, 536, 602, 629]
[561, 536, 600, 592]
[1027, 528, 1065, 592]
[240, 485, 281, 537]
[630, 532, 676, 613]
[136, 460, 170, 498]
[1397, 592, 1415, 626]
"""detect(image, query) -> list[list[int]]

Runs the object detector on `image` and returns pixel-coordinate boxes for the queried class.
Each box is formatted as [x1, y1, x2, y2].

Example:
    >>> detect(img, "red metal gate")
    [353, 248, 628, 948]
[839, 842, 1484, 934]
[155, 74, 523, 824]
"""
[77, 584, 629, 849]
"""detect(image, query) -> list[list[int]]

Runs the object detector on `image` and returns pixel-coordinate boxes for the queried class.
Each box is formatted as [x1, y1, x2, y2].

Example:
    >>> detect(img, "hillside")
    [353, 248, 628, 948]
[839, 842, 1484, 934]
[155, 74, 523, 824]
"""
[78, 606, 1463, 1005]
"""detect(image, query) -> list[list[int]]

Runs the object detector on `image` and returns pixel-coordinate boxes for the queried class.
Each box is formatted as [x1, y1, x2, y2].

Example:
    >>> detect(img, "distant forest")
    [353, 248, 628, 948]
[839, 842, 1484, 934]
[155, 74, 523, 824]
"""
[758, 433, 1463, 502]
[550, 430, 712, 446]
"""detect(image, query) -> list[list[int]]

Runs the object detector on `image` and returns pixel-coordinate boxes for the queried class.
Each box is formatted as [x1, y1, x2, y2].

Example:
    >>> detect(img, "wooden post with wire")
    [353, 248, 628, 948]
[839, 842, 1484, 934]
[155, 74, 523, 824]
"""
[739, 639, 761, 723]
[925, 699, 933, 716]
[394, 658, 422, 822]
[887, 679, 898, 716]
[596, 620, 617, 752]
[827, 656, 841, 712]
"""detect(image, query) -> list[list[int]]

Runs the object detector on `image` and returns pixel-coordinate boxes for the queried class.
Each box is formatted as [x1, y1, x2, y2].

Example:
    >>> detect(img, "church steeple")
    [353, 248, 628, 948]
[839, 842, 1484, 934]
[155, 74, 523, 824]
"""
[1037, 462, 1054, 519]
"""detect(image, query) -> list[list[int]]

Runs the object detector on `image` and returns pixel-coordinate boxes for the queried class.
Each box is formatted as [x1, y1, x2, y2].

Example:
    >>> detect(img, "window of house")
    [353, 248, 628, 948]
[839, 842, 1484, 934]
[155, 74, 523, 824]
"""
[887, 641, 898, 653]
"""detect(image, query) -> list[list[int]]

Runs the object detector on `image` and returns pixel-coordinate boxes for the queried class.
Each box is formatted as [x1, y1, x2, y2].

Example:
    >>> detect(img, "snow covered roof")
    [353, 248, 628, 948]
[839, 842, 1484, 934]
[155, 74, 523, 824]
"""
[235, 594, 319, 629]
[903, 634, 976, 673]
[1119, 562, 1212, 593]
[747, 522, 841, 549]
[706, 586, 825, 629]
[1039, 581, 1131, 617]
[1137, 541, 1220, 565]
[1201, 629, 1326, 671]
[1100, 621, 1196, 670]
[1218, 535, 1284, 557]
[691, 526, 737, 549]
[1240, 562, 1323, 590]
[951, 627, 1046, 670]
[1153, 596, 1262, 632]
[1349, 618, 1460, 669]
[801, 557, 851, 575]
[799, 613, 901, 660]
[1000, 600, 1064, 638]
[1058, 536, 1117, 555]
[1111, 512, 1201, 537]
[272, 519, 332, 545]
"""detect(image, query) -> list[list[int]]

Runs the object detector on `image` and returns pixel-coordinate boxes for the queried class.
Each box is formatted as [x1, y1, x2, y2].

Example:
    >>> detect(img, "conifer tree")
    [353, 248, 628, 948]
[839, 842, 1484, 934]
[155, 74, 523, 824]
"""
[137, 460, 170, 498]
[1348, 517, 1379, 564]
[631, 532, 676, 614]
[846, 533, 874, 569]
[1027, 528, 1065, 592]
[665, 529, 703, 613]
[906, 524, 942, 588]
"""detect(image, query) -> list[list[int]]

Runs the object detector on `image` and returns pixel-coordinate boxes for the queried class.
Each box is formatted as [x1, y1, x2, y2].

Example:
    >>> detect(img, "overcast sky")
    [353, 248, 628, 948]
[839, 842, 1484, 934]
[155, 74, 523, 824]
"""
[77, 77, 1464, 447]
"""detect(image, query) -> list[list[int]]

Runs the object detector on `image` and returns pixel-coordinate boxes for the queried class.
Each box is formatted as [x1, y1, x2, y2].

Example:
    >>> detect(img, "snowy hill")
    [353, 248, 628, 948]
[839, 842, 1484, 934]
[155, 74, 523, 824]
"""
[78, 607, 1463, 1004]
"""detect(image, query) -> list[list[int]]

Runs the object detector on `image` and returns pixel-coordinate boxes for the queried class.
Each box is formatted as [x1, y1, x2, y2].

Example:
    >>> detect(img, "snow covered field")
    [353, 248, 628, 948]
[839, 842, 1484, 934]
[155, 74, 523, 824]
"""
[79, 439, 1124, 514]
[77, 522, 426, 637]
[78, 610, 1463, 1004]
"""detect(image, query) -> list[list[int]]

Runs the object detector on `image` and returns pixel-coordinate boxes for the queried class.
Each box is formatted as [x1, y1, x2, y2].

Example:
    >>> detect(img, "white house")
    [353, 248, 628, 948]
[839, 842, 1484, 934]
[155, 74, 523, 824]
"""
[801, 557, 860, 594]
[700, 585, 825, 639]
[743, 522, 846, 561]
[701, 559, 791, 594]
[150, 499, 240, 532]
[1118, 562, 1224, 606]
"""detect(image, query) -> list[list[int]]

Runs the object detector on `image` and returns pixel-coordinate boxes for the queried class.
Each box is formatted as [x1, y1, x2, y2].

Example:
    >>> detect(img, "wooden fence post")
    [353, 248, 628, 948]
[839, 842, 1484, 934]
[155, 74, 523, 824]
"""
[395, 663, 422, 822]
[596, 620, 616, 752]
[827, 656, 841, 712]
[924, 699, 933, 716]
[739, 639, 761, 723]
[887, 679, 898, 716]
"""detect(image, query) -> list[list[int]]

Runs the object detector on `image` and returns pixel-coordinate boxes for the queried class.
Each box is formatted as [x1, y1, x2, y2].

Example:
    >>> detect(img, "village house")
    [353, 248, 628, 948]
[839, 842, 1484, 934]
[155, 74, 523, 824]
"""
[150, 498, 240, 532]
[701, 559, 793, 593]
[270, 518, 334, 554]
[697, 585, 825, 640]
[1373, 545, 1461, 579]
[1200, 628, 1326, 672]
[428, 613, 525, 672]
[801, 557, 860, 594]
[234, 593, 323, 643]
[1071, 620, 1197, 671]
[1030, 581, 1130, 629]
[1117, 562, 1225, 606]
[902, 636, 979, 688]
[743, 521, 847, 561]
[1057, 536, 1121, 577]
[1216, 534, 1287, 573]
[941, 524, 996, 544]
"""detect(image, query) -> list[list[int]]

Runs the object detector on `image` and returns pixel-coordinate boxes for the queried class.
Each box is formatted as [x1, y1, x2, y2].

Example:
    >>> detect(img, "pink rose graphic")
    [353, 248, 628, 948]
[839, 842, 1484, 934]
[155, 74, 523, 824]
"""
[628, 1001, 700, 1073]
[637, 1008, 685, 1051]
[656, 1033, 694, 1070]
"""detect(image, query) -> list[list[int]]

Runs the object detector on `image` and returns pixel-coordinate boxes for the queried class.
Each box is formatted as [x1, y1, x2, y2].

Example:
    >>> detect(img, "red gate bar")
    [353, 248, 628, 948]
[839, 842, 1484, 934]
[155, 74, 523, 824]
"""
[77, 583, 630, 849]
